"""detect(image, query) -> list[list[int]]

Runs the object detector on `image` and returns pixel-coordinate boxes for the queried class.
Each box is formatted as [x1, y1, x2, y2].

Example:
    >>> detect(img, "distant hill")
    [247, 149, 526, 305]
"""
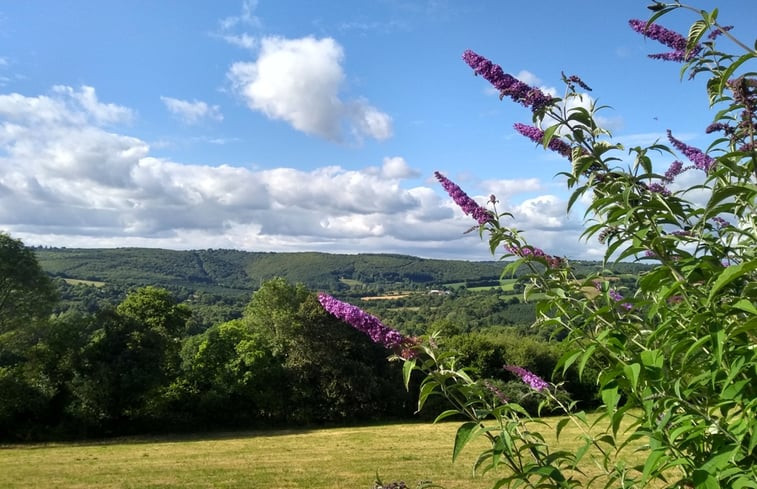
[33, 247, 508, 296]
[34, 247, 650, 298]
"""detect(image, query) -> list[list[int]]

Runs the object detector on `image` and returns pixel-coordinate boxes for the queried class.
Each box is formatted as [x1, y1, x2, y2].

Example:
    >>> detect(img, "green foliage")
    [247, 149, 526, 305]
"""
[362, 5, 757, 489]
[0, 233, 57, 334]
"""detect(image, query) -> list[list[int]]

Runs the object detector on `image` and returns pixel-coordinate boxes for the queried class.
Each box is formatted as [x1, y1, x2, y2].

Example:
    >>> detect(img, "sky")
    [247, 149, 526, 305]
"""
[1, 1, 754, 261]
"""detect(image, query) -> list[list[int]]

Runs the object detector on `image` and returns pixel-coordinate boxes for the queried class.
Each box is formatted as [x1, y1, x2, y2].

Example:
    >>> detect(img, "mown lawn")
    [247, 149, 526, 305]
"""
[0, 416, 644, 489]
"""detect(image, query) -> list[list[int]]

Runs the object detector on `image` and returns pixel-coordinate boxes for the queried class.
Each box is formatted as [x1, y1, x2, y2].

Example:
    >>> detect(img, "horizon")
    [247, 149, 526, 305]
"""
[2, 1, 752, 261]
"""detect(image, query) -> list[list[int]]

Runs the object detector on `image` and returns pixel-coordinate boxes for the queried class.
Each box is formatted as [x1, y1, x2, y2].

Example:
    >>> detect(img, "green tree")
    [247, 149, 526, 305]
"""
[171, 319, 285, 427]
[0, 233, 57, 334]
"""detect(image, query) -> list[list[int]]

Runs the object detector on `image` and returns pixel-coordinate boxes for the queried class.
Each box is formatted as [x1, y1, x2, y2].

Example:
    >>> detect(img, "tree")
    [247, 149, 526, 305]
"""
[0, 233, 57, 334]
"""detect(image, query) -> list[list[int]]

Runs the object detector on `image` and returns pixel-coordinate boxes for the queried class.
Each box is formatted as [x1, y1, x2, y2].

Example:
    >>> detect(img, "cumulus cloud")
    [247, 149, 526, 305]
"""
[228, 36, 392, 142]
[1, 86, 601, 260]
[161, 96, 223, 124]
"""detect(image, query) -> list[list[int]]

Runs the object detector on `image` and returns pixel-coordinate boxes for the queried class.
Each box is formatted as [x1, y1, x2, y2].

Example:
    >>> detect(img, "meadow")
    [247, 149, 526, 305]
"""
[0, 415, 644, 489]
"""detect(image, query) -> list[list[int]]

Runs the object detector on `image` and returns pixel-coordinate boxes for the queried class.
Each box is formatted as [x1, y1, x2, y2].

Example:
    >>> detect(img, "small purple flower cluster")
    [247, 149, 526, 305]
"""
[318, 293, 409, 350]
[628, 19, 701, 62]
[667, 131, 715, 172]
[504, 244, 562, 269]
[710, 216, 731, 229]
[609, 289, 633, 311]
[706, 122, 734, 136]
[708, 25, 733, 40]
[434, 171, 494, 226]
[462, 50, 554, 112]
[663, 160, 689, 183]
[647, 183, 671, 196]
[504, 365, 549, 392]
[483, 380, 508, 404]
[513, 123, 573, 160]
[563, 72, 592, 91]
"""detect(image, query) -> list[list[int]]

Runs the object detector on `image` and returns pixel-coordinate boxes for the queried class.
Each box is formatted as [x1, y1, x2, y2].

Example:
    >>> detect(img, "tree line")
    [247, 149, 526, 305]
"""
[2, 233, 599, 441]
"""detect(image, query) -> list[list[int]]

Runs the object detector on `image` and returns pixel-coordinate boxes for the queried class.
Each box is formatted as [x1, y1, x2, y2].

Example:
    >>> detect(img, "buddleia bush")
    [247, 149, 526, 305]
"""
[321, 3, 756, 488]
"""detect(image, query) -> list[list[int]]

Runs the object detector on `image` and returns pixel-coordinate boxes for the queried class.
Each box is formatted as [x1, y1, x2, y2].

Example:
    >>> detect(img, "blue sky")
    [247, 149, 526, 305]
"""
[1, 1, 754, 260]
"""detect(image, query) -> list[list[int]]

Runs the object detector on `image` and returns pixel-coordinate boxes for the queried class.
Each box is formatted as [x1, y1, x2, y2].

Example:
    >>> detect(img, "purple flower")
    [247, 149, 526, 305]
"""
[706, 122, 734, 135]
[663, 160, 686, 182]
[628, 19, 701, 62]
[609, 289, 633, 311]
[667, 130, 715, 172]
[462, 50, 554, 112]
[318, 293, 410, 351]
[563, 72, 592, 91]
[483, 380, 508, 404]
[513, 123, 573, 159]
[711, 216, 731, 229]
[505, 244, 562, 269]
[505, 365, 549, 392]
[647, 183, 671, 196]
[708, 25, 733, 40]
[434, 171, 494, 225]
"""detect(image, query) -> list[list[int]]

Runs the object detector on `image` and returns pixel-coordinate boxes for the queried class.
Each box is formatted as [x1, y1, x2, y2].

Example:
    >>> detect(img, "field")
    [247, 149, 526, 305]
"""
[0, 417, 646, 489]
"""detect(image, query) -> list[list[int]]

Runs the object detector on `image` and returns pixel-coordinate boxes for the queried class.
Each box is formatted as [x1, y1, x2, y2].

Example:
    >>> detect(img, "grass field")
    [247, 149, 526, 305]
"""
[62, 278, 107, 287]
[0, 417, 645, 489]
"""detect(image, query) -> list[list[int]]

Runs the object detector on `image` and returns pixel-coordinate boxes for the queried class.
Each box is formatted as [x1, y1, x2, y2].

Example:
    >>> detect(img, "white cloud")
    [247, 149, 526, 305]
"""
[228, 35, 393, 142]
[161, 96, 223, 124]
[52, 85, 133, 124]
[0, 86, 605, 261]
[221, 33, 257, 50]
[219, 0, 261, 30]
[379, 156, 419, 179]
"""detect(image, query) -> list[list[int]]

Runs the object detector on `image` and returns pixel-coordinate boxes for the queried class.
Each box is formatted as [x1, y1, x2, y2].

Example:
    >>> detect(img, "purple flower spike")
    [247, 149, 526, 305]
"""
[434, 171, 494, 225]
[483, 380, 509, 404]
[708, 25, 733, 40]
[318, 293, 409, 350]
[628, 19, 701, 62]
[513, 123, 573, 160]
[663, 160, 685, 182]
[667, 130, 715, 172]
[462, 49, 554, 112]
[505, 365, 549, 392]
[505, 244, 562, 269]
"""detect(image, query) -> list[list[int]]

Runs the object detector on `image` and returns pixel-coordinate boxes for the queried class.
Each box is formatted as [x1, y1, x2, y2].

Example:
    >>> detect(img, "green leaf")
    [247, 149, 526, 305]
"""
[452, 422, 478, 462]
[402, 358, 416, 390]
[623, 363, 641, 390]
[417, 379, 439, 412]
[686, 19, 708, 53]
[718, 52, 757, 95]
[642, 449, 667, 483]
[542, 123, 559, 150]
[433, 409, 461, 424]
[555, 417, 570, 441]
[692, 469, 719, 489]
[709, 260, 757, 301]
[732, 299, 757, 315]
[601, 384, 620, 413]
